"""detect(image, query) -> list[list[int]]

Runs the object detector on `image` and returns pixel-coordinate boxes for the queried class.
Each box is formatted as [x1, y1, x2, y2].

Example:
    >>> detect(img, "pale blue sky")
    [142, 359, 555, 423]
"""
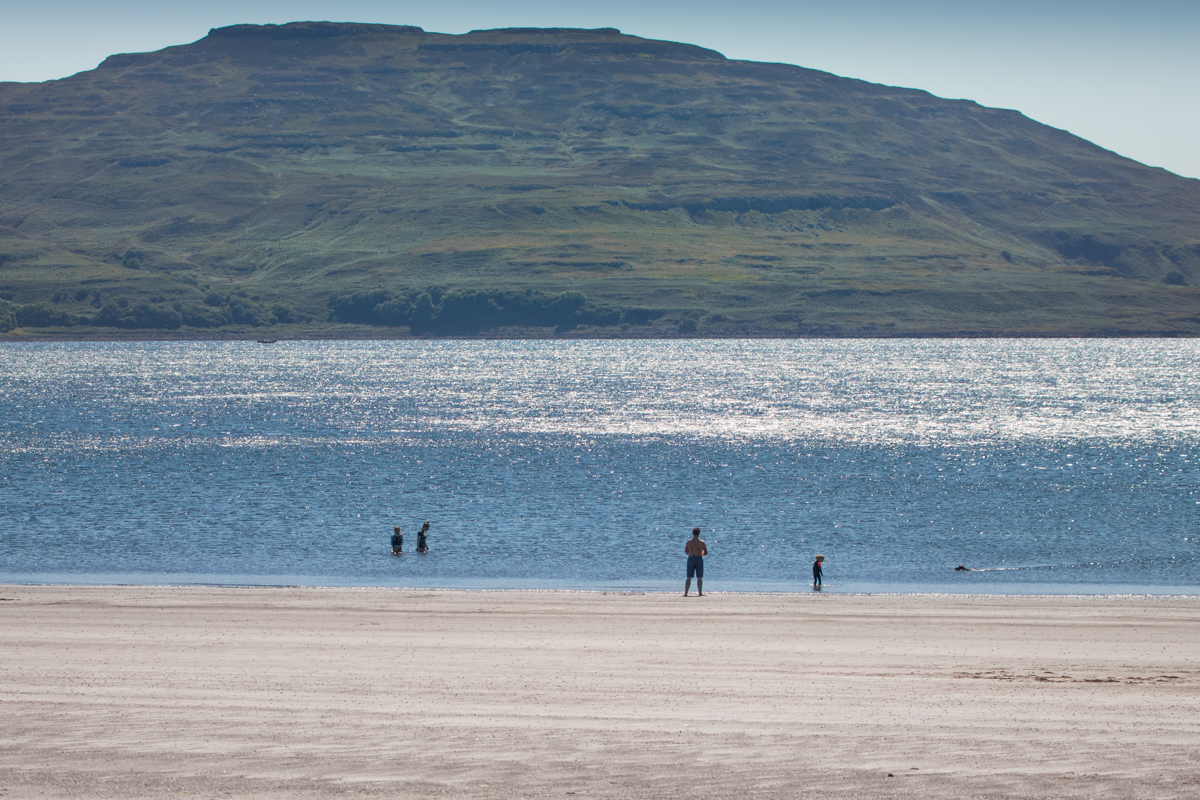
[3, 0, 1197, 178]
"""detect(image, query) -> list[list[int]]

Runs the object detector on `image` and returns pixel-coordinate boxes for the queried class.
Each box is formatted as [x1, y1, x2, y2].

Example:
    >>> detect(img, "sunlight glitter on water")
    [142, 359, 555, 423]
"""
[12, 338, 1191, 446]
[2, 338, 1197, 592]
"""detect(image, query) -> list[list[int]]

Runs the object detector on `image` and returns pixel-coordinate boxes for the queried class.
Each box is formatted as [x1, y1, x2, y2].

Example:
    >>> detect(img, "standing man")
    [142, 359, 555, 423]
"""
[684, 527, 707, 597]
[416, 521, 430, 553]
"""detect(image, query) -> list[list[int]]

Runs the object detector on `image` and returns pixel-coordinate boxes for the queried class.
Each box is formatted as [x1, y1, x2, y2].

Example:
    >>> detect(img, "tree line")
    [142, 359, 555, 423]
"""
[0, 294, 299, 332]
[326, 287, 661, 333]
[0, 287, 661, 333]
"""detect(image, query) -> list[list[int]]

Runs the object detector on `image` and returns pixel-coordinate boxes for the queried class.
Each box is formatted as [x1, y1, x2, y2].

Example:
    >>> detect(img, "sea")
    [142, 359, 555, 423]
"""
[1, 339, 1197, 594]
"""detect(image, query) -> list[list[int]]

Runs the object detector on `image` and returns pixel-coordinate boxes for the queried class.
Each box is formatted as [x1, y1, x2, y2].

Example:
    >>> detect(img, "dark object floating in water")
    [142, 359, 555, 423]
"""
[955, 565, 969, 571]
[257, 338, 278, 344]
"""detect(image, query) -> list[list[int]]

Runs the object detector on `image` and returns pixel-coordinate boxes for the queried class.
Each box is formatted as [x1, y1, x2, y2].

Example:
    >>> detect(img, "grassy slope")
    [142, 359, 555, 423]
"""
[1, 22, 1198, 337]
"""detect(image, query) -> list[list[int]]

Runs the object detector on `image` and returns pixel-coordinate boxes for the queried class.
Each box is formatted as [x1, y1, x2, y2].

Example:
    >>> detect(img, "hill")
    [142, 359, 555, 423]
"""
[1, 21, 1198, 337]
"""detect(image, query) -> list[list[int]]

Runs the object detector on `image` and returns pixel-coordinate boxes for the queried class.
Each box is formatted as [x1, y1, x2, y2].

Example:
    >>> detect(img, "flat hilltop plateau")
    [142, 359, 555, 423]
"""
[1, 22, 1198, 338]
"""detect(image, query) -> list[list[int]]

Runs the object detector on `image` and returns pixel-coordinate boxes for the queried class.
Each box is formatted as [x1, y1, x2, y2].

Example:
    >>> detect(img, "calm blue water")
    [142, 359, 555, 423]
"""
[1, 339, 1197, 593]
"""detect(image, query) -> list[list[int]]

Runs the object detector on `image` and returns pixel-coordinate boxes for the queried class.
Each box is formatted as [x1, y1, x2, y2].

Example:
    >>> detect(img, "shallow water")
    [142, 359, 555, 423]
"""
[1, 339, 1197, 593]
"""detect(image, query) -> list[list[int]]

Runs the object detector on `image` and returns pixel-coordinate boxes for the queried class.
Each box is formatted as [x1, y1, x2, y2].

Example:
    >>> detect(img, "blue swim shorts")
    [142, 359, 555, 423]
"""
[687, 555, 704, 579]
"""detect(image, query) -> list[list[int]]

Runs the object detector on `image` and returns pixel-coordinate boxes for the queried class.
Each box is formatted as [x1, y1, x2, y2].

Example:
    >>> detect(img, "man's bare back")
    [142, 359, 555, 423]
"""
[684, 528, 707, 596]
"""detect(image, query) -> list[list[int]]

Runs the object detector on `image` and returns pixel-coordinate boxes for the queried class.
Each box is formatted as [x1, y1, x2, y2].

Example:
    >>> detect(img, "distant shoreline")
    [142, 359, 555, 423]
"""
[3, 329, 1199, 343]
[5, 580, 1198, 597]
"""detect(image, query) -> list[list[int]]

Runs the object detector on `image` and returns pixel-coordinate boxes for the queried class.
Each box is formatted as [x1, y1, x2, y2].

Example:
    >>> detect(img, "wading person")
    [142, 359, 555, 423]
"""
[684, 527, 707, 597]
[813, 554, 824, 588]
[416, 521, 430, 553]
[391, 526, 403, 555]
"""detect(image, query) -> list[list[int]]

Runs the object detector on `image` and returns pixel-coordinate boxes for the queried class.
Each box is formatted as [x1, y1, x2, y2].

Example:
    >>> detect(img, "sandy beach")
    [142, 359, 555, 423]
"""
[2, 586, 1198, 799]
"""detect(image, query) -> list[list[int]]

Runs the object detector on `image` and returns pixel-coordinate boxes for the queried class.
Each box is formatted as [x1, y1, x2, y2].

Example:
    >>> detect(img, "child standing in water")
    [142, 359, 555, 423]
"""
[812, 554, 824, 588]
[391, 527, 404, 555]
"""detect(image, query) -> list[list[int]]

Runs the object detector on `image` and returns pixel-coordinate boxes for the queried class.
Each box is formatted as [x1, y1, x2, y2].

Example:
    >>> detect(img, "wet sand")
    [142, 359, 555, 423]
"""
[2, 585, 1198, 799]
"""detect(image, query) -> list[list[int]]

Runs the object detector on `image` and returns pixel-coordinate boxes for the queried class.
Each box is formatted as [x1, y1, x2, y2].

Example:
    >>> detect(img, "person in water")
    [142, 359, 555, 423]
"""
[684, 527, 707, 597]
[416, 521, 430, 553]
[391, 527, 403, 555]
[813, 554, 824, 588]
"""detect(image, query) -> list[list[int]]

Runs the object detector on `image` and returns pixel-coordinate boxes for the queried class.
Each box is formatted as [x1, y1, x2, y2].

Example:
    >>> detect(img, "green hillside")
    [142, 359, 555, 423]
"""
[1, 21, 1198, 337]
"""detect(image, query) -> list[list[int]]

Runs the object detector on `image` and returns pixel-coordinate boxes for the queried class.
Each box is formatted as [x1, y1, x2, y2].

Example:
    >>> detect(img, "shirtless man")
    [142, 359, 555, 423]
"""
[684, 527, 707, 597]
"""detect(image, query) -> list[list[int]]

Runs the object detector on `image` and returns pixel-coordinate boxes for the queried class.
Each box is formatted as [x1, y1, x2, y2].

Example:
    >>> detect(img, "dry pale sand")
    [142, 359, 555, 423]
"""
[2, 586, 1199, 800]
